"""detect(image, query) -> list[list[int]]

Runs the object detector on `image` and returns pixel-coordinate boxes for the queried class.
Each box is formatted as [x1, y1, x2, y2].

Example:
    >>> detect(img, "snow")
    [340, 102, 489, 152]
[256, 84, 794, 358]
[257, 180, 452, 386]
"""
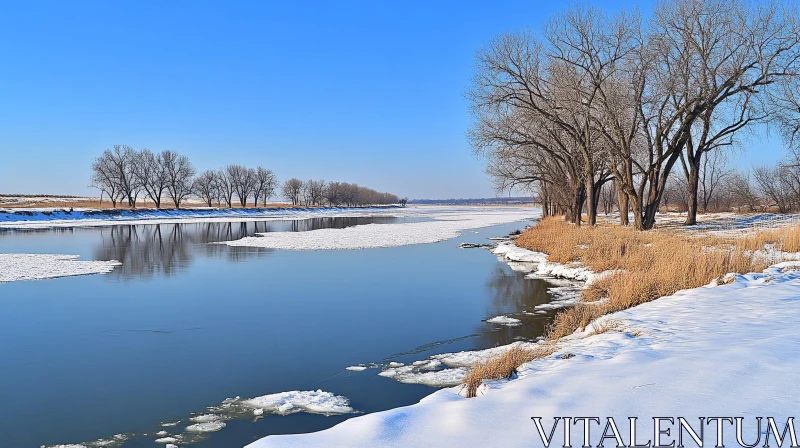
[247, 262, 800, 448]
[224, 208, 537, 250]
[185, 421, 226, 433]
[492, 241, 605, 284]
[0, 254, 121, 282]
[375, 342, 544, 388]
[485, 315, 522, 326]
[237, 390, 356, 416]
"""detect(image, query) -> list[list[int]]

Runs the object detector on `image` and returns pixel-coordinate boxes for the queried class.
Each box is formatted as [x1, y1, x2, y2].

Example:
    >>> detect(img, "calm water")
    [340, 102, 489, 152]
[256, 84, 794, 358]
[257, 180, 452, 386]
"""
[0, 216, 561, 448]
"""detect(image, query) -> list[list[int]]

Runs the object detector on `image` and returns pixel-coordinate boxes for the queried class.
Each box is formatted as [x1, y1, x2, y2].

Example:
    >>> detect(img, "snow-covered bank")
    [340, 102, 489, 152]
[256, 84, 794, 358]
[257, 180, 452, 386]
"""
[224, 208, 537, 250]
[248, 262, 800, 448]
[0, 254, 121, 282]
[0, 206, 404, 229]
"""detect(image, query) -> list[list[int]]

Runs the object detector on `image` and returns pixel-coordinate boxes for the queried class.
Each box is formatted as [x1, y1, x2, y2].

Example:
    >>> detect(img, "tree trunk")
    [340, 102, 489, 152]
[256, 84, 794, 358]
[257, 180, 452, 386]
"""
[684, 153, 700, 225]
[585, 177, 596, 226]
[617, 183, 629, 226]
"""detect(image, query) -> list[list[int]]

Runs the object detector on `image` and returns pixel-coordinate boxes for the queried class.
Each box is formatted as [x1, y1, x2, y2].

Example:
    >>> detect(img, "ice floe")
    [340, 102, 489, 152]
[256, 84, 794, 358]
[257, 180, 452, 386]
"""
[0, 253, 121, 282]
[224, 208, 536, 250]
[485, 315, 522, 326]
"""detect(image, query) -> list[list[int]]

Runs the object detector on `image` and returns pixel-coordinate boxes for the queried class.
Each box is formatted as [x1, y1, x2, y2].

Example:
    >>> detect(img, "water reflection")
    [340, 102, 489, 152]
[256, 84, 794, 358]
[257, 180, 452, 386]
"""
[475, 263, 563, 347]
[92, 217, 411, 280]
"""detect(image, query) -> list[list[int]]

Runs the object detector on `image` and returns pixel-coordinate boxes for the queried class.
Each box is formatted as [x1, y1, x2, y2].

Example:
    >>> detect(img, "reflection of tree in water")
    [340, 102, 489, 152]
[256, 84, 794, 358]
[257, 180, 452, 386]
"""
[475, 263, 561, 347]
[93, 217, 399, 280]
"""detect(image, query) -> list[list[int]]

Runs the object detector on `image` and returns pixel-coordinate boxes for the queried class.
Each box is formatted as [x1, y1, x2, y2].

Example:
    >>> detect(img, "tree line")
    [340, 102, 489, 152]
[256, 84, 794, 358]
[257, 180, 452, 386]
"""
[468, 0, 800, 230]
[91, 145, 401, 208]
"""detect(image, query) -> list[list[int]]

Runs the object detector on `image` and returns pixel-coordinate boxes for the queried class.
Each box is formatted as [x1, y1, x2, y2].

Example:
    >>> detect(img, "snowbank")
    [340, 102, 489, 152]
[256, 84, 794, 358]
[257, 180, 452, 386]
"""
[0, 206, 404, 229]
[225, 208, 537, 250]
[248, 263, 800, 448]
[0, 254, 121, 282]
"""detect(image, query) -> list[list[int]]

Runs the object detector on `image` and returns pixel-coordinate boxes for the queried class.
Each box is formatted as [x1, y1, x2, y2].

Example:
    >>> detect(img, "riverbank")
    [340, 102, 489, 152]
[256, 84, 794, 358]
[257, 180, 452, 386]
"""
[248, 215, 800, 448]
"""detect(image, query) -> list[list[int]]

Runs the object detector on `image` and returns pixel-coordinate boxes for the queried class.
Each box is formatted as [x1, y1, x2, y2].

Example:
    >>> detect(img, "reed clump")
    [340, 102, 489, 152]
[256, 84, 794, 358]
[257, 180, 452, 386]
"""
[461, 344, 556, 398]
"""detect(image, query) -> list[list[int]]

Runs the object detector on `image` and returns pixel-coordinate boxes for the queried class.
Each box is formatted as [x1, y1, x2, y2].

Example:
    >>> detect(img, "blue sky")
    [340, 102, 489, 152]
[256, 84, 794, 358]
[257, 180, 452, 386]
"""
[0, 0, 786, 199]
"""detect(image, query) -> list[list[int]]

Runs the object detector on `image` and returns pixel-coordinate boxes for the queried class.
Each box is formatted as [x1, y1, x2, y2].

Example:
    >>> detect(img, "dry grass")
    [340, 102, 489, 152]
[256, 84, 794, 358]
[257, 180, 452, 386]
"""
[514, 217, 772, 340]
[462, 217, 800, 395]
[734, 225, 800, 253]
[461, 344, 556, 398]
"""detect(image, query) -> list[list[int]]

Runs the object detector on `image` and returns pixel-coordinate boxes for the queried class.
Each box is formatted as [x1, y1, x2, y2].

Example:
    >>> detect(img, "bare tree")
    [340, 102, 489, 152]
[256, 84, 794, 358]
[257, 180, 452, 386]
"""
[103, 145, 142, 207]
[91, 151, 122, 207]
[728, 171, 761, 212]
[216, 169, 235, 208]
[324, 181, 343, 206]
[252, 166, 278, 207]
[753, 165, 794, 213]
[132, 149, 169, 208]
[223, 165, 253, 207]
[282, 178, 303, 206]
[162, 150, 195, 209]
[193, 170, 219, 207]
[697, 150, 732, 213]
[305, 179, 326, 206]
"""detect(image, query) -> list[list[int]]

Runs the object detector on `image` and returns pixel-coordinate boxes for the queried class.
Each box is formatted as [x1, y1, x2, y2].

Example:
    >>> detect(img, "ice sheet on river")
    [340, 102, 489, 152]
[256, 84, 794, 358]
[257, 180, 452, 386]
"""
[224, 208, 536, 250]
[0, 254, 121, 282]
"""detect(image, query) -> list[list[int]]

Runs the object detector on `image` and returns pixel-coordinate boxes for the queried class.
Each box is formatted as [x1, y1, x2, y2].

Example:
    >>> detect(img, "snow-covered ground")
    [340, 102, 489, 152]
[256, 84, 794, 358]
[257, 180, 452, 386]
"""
[224, 208, 537, 250]
[248, 262, 800, 448]
[0, 254, 121, 282]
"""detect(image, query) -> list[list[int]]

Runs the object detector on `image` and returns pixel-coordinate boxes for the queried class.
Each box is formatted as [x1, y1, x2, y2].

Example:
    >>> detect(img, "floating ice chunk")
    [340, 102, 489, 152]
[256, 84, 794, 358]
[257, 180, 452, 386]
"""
[166, 445, 178, 448]
[345, 365, 367, 371]
[160, 420, 180, 427]
[189, 414, 221, 423]
[378, 365, 468, 387]
[155, 436, 181, 443]
[486, 316, 522, 326]
[387, 362, 404, 367]
[185, 421, 226, 433]
[156, 431, 168, 436]
[253, 408, 264, 416]
[0, 253, 121, 282]
[239, 390, 356, 416]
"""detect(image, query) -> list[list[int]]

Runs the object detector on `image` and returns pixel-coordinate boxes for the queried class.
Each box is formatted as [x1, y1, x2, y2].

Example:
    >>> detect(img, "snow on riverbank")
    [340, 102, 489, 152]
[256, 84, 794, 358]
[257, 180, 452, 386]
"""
[0, 206, 405, 229]
[248, 262, 800, 448]
[0, 254, 121, 282]
[224, 208, 537, 250]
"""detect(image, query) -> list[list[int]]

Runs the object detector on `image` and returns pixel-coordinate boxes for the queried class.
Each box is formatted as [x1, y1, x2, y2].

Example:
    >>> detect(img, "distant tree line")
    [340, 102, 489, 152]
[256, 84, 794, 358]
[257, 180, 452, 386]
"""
[91, 145, 401, 208]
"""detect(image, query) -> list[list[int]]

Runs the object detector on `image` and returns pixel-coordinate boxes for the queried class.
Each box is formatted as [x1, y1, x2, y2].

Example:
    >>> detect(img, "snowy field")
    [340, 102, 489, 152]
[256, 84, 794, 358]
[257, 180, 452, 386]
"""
[249, 260, 800, 448]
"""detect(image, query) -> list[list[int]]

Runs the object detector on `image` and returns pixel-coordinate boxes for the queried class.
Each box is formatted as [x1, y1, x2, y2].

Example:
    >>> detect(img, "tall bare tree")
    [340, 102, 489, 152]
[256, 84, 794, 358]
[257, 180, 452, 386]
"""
[91, 151, 122, 207]
[162, 150, 195, 209]
[132, 149, 169, 208]
[251, 166, 278, 207]
[282, 178, 303, 205]
[193, 170, 219, 207]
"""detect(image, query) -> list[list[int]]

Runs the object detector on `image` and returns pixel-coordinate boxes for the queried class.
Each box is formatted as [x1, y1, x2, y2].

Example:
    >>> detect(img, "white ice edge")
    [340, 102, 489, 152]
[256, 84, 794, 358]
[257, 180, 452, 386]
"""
[223, 207, 538, 250]
[247, 261, 800, 448]
[0, 254, 121, 283]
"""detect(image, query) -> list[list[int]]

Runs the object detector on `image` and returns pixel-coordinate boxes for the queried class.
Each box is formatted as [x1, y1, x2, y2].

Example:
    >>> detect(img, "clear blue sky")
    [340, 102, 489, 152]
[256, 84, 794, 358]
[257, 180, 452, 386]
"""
[0, 0, 786, 199]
